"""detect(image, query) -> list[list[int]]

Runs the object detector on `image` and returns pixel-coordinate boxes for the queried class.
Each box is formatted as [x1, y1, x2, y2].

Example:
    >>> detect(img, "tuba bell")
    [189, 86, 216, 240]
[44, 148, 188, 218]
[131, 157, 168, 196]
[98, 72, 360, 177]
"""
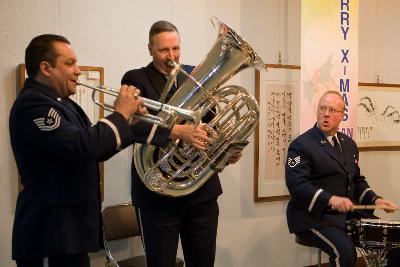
[134, 17, 263, 196]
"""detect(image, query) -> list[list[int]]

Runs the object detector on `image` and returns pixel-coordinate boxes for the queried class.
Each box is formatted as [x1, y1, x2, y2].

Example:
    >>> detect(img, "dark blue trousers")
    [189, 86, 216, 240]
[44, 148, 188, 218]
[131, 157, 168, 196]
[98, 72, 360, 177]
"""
[137, 199, 219, 267]
[297, 225, 357, 267]
[16, 253, 90, 267]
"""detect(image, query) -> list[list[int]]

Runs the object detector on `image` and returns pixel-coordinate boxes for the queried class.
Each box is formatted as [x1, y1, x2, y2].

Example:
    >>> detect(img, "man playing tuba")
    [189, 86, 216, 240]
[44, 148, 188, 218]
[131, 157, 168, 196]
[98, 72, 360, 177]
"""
[121, 20, 242, 267]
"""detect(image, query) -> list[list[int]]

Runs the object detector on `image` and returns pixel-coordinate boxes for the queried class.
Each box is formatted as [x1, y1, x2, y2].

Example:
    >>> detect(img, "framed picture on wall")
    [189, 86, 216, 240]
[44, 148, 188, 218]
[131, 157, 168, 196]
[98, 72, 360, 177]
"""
[254, 64, 301, 202]
[357, 82, 400, 151]
[17, 64, 106, 201]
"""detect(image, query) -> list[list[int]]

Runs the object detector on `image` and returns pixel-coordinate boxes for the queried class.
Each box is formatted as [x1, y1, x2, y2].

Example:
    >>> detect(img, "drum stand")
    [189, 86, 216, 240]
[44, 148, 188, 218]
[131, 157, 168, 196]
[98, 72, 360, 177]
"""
[357, 247, 388, 267]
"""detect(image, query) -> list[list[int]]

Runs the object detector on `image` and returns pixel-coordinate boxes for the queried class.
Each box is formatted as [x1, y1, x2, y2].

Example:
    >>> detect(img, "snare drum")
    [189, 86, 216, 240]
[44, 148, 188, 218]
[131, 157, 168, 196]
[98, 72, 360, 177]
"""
[346, 218, 400, 249]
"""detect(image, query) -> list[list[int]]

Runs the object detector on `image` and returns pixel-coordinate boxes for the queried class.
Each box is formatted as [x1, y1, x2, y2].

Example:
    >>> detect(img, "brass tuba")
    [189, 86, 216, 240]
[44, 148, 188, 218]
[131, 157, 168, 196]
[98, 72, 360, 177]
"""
[134, 17, 263, 196]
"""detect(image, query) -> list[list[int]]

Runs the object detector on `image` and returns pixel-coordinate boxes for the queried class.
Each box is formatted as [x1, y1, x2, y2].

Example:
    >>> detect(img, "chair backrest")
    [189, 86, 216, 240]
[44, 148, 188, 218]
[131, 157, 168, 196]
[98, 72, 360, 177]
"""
[102, 202, 141, 241]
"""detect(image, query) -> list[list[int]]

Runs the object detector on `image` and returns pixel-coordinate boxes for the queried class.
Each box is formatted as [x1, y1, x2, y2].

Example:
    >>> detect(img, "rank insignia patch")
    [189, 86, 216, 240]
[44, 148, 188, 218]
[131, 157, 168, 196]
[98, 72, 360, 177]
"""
[33, 108, 61, 131]
[287, 156, 300, 168]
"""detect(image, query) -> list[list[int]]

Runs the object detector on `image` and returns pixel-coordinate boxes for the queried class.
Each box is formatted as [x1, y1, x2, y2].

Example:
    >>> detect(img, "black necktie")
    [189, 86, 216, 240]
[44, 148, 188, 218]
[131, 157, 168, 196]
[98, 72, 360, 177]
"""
[165, 85, 175, 102]
[332, 136, 343, 156]
[161, 78, 177, 102]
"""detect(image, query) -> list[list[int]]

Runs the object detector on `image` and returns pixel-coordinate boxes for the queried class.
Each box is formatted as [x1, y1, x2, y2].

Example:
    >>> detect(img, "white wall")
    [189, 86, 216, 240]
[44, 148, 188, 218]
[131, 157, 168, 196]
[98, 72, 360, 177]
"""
[1, 0, 400, 266]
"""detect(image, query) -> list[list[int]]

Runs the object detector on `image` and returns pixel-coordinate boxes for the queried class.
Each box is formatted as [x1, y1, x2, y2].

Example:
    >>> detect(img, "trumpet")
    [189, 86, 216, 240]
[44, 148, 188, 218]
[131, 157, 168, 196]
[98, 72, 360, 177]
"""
[76, 81, 201, 128]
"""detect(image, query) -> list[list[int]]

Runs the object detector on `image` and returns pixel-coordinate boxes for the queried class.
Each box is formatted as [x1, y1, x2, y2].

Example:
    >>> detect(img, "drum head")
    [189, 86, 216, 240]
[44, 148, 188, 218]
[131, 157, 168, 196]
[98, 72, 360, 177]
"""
[361, 218, 400, 225]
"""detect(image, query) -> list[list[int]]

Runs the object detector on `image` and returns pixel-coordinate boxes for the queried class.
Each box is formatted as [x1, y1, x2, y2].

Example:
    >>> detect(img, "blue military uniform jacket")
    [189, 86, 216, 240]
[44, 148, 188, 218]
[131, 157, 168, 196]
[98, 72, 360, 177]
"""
[10, 78, 136, 259]
[121, 62, 222, 208]
[285, 124, 379, 233]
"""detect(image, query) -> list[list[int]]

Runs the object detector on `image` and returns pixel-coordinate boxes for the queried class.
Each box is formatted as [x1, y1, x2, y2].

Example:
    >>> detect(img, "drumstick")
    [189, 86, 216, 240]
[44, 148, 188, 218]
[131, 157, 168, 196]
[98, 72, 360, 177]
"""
[352, 205, 399, 211]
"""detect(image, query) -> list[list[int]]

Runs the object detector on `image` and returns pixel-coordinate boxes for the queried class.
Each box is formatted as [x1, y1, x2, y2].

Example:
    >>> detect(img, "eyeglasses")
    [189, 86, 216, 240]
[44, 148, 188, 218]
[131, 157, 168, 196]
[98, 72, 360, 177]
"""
[318, 106, 344, 114]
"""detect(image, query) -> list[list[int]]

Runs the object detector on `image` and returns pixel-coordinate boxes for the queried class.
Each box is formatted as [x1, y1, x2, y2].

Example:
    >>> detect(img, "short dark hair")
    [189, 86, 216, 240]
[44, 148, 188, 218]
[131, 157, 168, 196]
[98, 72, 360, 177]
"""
[149, 21, 179, 44]
[25, 34, 70, 78]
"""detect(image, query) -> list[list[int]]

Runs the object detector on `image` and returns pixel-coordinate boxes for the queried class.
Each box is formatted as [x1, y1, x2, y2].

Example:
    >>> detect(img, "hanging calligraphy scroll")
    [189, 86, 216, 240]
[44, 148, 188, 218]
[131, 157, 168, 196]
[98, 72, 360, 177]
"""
[254, 64, 300, 202]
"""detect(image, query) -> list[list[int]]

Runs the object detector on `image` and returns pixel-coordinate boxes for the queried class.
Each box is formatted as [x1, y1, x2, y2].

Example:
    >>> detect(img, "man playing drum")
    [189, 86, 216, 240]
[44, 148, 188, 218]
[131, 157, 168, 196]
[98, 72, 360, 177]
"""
[285, 91, 398, 267]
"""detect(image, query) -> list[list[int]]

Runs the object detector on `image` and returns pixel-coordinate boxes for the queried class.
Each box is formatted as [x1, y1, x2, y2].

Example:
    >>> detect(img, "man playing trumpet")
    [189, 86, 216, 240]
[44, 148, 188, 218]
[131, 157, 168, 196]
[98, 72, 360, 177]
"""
[10, 34, 145, 267]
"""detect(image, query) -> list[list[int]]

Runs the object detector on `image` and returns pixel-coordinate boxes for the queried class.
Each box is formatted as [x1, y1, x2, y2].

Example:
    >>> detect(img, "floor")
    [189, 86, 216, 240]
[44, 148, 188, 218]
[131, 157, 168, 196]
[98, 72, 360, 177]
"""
[306, 257, 366, 267]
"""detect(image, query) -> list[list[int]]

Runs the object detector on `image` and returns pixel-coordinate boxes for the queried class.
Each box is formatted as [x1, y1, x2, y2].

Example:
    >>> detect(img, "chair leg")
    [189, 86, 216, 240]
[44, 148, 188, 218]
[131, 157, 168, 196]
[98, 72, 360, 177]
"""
[317, 249, 322, 267]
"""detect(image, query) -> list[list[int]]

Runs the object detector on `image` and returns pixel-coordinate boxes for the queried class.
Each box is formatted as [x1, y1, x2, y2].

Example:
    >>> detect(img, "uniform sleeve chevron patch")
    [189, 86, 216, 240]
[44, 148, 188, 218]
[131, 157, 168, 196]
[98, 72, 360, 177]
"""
[287, 156, 300, 168]
[33, 108, 61, 131]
